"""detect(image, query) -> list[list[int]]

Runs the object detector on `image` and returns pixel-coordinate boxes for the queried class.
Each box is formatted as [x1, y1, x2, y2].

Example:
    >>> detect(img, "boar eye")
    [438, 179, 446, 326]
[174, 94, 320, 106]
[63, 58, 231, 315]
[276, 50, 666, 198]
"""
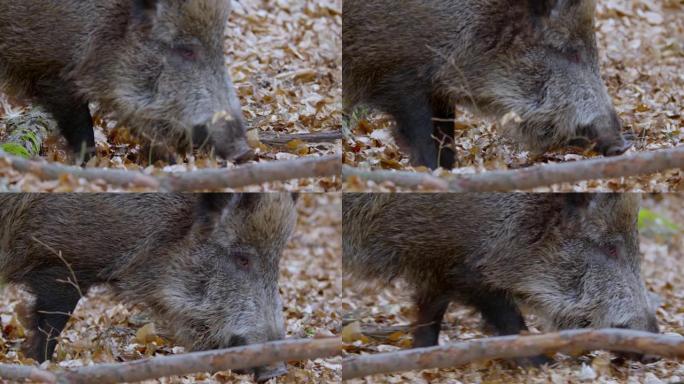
[604, 244, 619, 259]
[234, 253, 250, 269]
[173, 44, 199, 62]
[564, 48, 581, 63]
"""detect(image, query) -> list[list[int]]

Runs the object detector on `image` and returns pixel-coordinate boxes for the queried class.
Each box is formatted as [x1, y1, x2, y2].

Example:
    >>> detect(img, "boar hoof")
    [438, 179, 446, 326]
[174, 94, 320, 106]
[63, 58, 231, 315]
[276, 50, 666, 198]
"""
[233, 148, 256, 164]
[255, 363, 288, 383]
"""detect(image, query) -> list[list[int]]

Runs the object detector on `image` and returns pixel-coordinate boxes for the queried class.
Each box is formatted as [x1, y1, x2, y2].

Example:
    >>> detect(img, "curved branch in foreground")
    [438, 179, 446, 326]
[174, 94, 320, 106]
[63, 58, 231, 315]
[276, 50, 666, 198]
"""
[0, 151, 341, 191]
[0, 338, 340, 384]
[342, 329, 684, 380]
[0, 364, 57, 383]
[343, 146, 684, 191]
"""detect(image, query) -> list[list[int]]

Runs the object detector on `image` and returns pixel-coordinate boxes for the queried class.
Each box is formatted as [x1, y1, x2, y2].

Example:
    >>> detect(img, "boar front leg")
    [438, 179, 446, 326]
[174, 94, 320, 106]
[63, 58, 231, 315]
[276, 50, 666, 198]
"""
[23, 267, 83, 362]
[381, 88, 440, 169]
[412, 292, 451, 348]
[34, 79, 95, 161]
[468, 290, 553, 366]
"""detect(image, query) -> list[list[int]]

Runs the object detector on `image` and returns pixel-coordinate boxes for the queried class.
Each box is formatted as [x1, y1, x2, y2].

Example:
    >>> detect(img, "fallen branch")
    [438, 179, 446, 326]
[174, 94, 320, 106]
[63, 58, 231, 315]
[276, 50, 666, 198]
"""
[342, 329, 684, 379]
[63, 338, 340, 384]
[343, 166, 449, 190]
[260, 132, 342, 146]
[343, 146, 684, 191]
[0, 151, 340, 191]
[0, 338, 340, 384]
[0, 364, 57, 383]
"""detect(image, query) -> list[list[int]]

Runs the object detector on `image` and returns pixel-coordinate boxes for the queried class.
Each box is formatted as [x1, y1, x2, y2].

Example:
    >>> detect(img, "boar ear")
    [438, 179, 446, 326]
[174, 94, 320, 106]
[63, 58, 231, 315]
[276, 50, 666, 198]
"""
[529, 0, 556, 16]
[195, 193, 231, 231]
[132, 0, 159, 22]
[564, 194, 594, 209]
[229, 194, 262, 212]
[538, 0, 595, 19]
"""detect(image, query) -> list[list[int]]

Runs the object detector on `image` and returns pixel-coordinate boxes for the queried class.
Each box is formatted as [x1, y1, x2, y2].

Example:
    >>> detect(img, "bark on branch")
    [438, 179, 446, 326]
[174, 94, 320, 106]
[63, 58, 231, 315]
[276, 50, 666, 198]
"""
[342, 329, 684, 379]
[343, 146, 684, 191]
[259, 132, 342, 146]
[0, 364, 57, 383]
[0, 338, 340, 384]
[0, 151, 341, 191]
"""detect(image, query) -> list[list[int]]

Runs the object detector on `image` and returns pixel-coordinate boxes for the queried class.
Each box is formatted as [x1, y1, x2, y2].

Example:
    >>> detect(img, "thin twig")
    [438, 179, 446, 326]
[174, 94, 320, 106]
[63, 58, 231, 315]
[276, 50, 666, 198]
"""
[259, 132, 342, 146]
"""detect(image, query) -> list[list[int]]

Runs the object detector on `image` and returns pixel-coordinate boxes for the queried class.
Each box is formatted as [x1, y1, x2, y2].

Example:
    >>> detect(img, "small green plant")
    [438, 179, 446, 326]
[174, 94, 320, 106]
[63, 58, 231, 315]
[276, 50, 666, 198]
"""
[639, 208, 680, 233]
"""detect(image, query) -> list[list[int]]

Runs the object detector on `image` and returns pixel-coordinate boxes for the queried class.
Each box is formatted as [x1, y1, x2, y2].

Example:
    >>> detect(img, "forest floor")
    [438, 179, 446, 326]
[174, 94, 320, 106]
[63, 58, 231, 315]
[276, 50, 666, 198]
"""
[0, 194, 342, 383]
[342, 194, 684, 383]
[343, 0, 683, 192]
[0, 0, 342, 192]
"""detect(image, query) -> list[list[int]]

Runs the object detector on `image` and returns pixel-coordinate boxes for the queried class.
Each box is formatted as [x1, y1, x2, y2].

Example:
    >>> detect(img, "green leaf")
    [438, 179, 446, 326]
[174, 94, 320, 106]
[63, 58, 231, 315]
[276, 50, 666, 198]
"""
[639, 208, 680, 232]
[0, 143, 31, 158]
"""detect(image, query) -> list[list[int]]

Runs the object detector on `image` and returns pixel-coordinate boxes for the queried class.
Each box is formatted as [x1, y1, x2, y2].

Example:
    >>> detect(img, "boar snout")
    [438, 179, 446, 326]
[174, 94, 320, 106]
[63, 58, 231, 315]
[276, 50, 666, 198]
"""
[583, 112, 632, 156]
[612, 314, 661, 364]
[194, 116, 253, 162]
[255, 362, 288, 383]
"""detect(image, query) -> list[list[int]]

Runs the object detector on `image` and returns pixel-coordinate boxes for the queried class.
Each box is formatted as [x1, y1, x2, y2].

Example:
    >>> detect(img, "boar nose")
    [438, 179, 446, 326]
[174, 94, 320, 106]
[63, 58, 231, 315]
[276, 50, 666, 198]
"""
[598, 136, 632, 157]
[233, 146, 255, 164]
[587, 112, 632, 156]
[254, 362, 288, 383]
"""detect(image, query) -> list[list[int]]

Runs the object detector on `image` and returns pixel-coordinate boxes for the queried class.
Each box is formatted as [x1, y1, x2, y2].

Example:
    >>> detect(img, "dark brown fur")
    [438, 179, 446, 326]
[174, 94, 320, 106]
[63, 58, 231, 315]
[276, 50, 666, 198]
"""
[343, 194, 658, 363]
[0, 0, 251, 162]
[0, 193, 298, 381]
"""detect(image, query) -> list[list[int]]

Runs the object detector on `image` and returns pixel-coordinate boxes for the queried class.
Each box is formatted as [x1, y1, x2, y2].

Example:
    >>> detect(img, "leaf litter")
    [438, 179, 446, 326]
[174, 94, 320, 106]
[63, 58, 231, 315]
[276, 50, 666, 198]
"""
[0, 194, 342, 383]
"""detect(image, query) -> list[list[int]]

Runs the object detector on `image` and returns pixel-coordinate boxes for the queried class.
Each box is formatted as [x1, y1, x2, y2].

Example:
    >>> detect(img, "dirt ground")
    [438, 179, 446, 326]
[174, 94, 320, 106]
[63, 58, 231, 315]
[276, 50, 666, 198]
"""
[343, 0, 684, 192]
[0, 0, 342, 192]
[0, 194, 342, 383]
[342, 194, 684, 383]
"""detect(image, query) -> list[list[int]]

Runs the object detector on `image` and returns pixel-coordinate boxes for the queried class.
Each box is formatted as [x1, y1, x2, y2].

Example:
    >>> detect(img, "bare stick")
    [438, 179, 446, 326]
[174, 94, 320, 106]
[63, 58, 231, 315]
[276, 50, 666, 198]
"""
[343, 166, 449, 190]
[59, 338, 340, 384]
[448, 146, 684, 192]
[260, 132, 342, 146]
[343, 329, 684, 379]
[159, 154, 341, 191]
[0, 364, 56, 384]
[0, 151, 341, 191]
[343, 147, 684, 191]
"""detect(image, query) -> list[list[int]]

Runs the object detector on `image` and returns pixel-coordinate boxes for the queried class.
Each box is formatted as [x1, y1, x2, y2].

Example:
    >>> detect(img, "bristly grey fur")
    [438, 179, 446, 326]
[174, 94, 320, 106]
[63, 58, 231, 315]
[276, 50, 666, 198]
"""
[343, 0, 630, 169]
[0, 0, 250, 161]
[0, 193, 297, 379]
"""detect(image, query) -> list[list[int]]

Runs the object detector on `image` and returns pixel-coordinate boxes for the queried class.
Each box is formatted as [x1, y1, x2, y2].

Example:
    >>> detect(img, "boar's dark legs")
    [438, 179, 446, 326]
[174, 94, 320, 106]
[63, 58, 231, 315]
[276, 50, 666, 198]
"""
[412, 293, 450, 348]
[35, 80, 95, 160]
[467, 290, 527, 336]
[23, 267, 83, 362]
[467, 290, 553, 366]
[388, 94, 440, 170]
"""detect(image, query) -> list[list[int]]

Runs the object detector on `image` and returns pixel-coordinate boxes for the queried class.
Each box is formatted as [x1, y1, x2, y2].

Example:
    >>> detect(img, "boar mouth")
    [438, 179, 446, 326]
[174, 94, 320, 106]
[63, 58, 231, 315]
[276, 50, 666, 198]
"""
[226, 334, 248, 348]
